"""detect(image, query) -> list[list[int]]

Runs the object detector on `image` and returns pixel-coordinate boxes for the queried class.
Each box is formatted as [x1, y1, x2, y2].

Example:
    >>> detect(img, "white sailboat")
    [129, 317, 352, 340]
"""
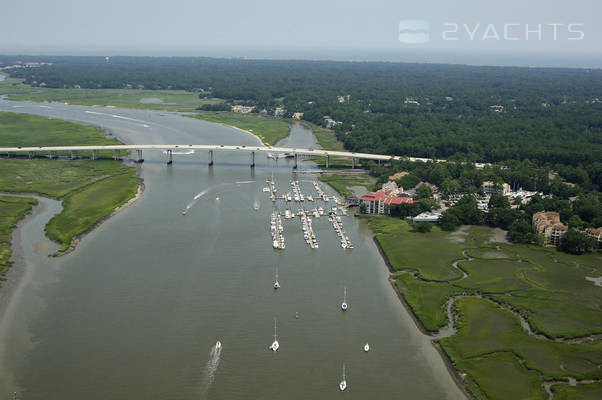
[270, 318, 279, 351]
[274, 268, 280, 290]
[339, 364, 347, 391]
[341, 287, 348, 311]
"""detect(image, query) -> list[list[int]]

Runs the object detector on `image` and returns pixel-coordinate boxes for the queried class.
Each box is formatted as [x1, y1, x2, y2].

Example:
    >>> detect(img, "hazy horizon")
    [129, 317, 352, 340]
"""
[1, 47, 601, 69]
[1, 0, 601, 68]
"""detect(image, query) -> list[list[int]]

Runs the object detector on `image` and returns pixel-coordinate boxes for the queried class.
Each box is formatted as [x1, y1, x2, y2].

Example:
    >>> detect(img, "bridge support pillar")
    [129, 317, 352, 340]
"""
[378, 159, 380, 166]
[167, 149, 173, 165]
[70, 151, 74, 160]
[136, 149, 144, 163]
[250, 151, 255, 168]
[50, 151, 57, 159]
[293, 153, 298, 169]
[351, 157, 355, 169]
[208, 150, 214, 166]
[326, 155, 329, 169]
[113, 150, 120, 160]
[91, 150, 97, 161]
[28, 152, 33, 159]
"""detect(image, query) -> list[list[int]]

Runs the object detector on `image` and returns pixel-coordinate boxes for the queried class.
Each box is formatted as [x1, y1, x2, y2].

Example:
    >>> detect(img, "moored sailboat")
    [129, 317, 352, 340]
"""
[341, 287, 348, 311]
[270, 318, 279, 351]
[339, 364, 347, 391]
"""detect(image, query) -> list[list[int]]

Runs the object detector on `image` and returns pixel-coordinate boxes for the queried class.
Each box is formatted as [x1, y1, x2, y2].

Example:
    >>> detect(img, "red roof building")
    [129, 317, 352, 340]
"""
[360, 191, 414, 215]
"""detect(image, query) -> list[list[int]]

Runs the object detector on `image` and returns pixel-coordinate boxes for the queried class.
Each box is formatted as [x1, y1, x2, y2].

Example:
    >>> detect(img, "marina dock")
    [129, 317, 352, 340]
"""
[265, 177, 352, 251]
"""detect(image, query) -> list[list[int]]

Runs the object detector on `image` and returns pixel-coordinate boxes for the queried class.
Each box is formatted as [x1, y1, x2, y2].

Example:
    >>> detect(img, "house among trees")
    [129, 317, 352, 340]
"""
[585, 228, 602, 249]
[532, 211, 568, 246]
[482, 181, 511, 195]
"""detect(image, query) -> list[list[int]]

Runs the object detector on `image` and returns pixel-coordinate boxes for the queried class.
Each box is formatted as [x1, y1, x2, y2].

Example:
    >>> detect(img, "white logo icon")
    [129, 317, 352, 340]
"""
[399, 20, 430, 43]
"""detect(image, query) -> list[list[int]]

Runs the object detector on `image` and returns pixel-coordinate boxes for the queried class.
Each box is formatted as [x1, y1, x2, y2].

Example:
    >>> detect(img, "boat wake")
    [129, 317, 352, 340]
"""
[200, 342, 222, 396]
[182, 188, 211, 214]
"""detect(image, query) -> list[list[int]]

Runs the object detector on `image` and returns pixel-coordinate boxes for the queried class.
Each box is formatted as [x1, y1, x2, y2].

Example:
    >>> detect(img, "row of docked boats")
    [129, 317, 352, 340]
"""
[313, 181, 330, 201]
[263, 175, 278, 202]
[270, 211, 285, 249]
[329, 212, 354, 249]
[298, 208, 319, 249]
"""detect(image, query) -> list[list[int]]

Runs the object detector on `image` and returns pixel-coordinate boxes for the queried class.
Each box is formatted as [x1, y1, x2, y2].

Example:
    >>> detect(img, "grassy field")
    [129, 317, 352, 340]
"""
[365, 216, 602, 399]
[319, 174, 374, 197]
[311, 123, 345, 151]
[0, 111, 125, 158]
[0, 76, 220, 112]
[45, 172, 139, 252]
[307, 122, 363, 168]
[551, 382, 602, 400]
[0, 112, 139, 265]
[0, 195, 37, 280]
[368, 217, 467, 280]
[187, 112, 290, 145]
[440, 297, 602, 399]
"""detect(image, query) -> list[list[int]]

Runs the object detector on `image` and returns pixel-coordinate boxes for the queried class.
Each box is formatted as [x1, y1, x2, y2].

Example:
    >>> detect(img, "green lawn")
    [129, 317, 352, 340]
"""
[395, 274, 462, 332]
[45, 172, 139, 252]
[440, 297, 602, 381]
[187, 112, 290, 145]
[456, 259, 536, 293]
[0, 158, 132, 197]
[454, 350, 547, 400]
[0, 195, 37, 279]
[368, 217, 466, 280]
[0, 77, 218, 112]
[552, 382, 602, 400]
[367, 217, 602, 399]
[312, 124, 344, 151]
[0, 112, 140, 264]
[319, 174, 374, 197]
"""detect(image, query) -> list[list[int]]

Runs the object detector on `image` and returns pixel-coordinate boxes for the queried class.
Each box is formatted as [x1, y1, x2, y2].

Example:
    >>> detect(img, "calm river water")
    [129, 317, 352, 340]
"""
[0, 99, 465, 400]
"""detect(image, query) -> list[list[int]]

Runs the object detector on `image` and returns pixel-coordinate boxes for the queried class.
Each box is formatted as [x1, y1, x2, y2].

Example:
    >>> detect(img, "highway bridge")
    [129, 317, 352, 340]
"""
[0, 144, 456, 168]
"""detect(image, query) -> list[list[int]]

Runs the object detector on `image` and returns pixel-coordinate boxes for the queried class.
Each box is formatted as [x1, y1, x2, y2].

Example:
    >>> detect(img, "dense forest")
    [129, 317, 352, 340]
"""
[2, 56, 601, 188]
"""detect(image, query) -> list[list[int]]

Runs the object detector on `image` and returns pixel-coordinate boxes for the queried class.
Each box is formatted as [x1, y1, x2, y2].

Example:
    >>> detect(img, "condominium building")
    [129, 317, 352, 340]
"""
[532, 211, 568, 246]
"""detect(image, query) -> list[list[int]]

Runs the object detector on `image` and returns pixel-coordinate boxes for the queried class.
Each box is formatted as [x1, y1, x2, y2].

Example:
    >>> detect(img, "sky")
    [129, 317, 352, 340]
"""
[1, 0, 601, 66]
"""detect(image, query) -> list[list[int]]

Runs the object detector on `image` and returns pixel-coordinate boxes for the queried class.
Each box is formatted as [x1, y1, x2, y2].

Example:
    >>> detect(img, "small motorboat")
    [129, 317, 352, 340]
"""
[295, 312, 299, 319]
[215, 196, 220, 201]
[216, 340, 222, 350]
[364, 343, 370, 352]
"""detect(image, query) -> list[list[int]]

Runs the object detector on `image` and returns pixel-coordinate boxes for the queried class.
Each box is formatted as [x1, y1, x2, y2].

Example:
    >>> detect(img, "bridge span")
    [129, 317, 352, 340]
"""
[0, 144, 451, 168]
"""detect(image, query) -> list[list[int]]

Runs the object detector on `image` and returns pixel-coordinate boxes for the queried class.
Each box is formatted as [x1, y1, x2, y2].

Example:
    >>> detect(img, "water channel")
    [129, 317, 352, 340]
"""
[0, 99, 465, 399]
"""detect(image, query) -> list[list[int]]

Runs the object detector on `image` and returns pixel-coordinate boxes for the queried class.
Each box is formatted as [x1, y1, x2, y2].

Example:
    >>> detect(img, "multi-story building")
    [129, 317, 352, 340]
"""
[532, 211, 568, 246]
[360, 191, 414, 215]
